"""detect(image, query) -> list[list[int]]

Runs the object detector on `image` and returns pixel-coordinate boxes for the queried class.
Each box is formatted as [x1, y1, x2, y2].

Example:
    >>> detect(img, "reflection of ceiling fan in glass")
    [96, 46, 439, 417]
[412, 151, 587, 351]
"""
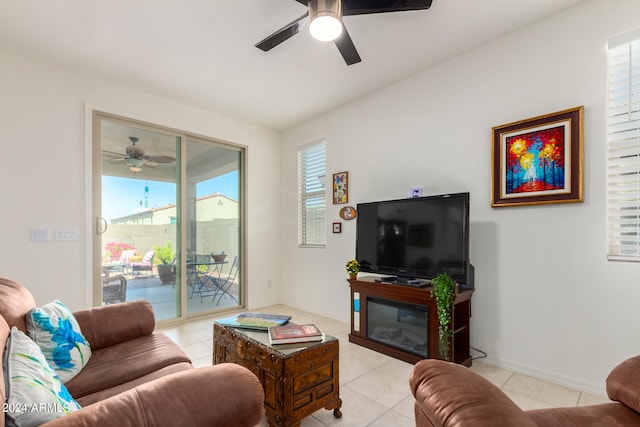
[104, 136, 176, 173]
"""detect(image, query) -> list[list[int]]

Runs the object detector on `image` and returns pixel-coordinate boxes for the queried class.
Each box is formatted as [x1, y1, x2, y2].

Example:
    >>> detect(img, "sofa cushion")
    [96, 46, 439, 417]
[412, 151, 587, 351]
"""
[64, 332, 191, 399]
[25, 300, 92, 383]
[74, 362, 193, 406]
[3, 327, 80, 427]
[606, 355, 640, 413]
[72, 300, 155, 351]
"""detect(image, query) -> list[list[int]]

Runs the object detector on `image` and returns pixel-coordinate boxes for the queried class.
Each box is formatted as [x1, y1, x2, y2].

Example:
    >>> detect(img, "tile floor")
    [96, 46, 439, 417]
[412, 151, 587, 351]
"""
[157, 305, 609, 427]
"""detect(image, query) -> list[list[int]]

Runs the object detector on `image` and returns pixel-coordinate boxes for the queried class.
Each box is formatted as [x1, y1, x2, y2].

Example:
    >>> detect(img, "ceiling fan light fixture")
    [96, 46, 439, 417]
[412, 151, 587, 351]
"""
[124, 157, 145, 167]
[309, 0, 343, 42]
[129, 166, 143, 173]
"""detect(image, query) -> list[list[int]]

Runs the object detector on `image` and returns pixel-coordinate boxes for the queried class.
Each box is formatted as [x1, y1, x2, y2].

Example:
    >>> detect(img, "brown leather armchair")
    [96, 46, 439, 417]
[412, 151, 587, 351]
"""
[410, 358, 640, 426]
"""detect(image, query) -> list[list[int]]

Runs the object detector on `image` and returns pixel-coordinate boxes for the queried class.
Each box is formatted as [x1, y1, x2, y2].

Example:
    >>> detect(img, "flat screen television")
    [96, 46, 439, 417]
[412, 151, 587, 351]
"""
[355, 192, 470, 284]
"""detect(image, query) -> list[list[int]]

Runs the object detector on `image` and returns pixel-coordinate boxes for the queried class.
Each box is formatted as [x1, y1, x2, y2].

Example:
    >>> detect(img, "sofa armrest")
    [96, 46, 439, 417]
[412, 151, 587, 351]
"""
[410, 360, 537, 427]
[43, 363, 265, 427]
[607, 355, 640, 413]
[73, 300, 155, 350]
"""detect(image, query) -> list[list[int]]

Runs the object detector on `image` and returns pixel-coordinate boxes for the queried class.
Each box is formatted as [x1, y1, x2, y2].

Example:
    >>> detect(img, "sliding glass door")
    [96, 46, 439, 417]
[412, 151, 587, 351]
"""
[185, 138, 241, 315]
[93, 113, 243, 321]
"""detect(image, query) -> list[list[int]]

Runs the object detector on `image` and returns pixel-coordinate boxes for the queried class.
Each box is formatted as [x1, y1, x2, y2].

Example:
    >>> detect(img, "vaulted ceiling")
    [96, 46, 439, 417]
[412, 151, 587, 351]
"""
[0, 0, 584, 130]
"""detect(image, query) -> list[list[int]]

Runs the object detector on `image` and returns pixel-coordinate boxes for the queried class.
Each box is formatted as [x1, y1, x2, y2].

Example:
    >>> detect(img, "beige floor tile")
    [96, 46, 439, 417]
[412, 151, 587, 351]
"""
[392, 394, 417, 420]
[179, 341, 212, 361]
[157, 304, 592, 426]
[157, 327, 203, 347]
[300, 414, 327, 427]
[339, 344, 395, 385]
[345, 358, 414, 408]
[311, 386, 389, 426]
[503, 389, 557, 411]
[578, 391, 610, 406]
[470, 360, 514, 388]
[503, 373, 580, 408]
[368, 408, 414, 427]
[191, 355, 213, 368]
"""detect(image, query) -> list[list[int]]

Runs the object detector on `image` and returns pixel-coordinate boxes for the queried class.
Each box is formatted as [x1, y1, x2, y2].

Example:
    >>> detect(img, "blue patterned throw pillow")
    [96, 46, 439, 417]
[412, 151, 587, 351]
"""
[26, 300, 92, 383]
[3, 327, 81, 427]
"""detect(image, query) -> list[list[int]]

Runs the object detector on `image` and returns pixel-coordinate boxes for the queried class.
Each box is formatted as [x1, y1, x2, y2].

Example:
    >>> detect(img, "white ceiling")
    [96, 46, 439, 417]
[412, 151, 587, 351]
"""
[0, 0, 584, 131]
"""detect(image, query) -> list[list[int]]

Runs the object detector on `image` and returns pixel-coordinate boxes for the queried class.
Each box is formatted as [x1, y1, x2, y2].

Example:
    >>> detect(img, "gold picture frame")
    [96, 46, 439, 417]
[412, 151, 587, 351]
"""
[491, 106, 584, 207]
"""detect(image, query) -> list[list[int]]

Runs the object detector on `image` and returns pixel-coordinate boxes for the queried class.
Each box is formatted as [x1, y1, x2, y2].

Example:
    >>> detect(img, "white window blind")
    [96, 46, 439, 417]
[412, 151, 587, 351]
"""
[608, 30, 640, 261]
[298, 140, 326, 247]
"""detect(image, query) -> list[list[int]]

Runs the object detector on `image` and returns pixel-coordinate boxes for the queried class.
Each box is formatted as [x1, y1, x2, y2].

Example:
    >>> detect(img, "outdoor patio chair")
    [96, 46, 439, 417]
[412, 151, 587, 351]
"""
[129, 250, 155, 277]
[188, 254, 212, 299]
[201, 256, 239, 305]
[102, 268, 127, 305]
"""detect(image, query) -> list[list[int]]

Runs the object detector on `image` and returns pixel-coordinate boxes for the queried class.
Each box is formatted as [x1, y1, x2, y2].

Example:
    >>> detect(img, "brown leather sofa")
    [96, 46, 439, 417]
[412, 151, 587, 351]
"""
[0, 277, 265, 427]
[410, 358, 640, 427]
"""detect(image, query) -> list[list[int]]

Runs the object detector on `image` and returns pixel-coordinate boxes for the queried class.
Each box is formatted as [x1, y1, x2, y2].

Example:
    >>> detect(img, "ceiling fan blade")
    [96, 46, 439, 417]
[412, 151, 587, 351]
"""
[343, 0, 433, 16]
[102, 150, 126, 159]
[144, 154, 176, 164]
[256, 12, 310, 52]
[334, 25, 361, 65]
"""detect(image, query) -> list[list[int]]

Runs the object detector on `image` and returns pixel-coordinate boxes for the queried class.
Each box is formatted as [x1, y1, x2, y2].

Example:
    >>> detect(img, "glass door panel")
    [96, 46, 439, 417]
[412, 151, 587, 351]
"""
[185, 138, 242, 315]
[98, 117, 181, 321]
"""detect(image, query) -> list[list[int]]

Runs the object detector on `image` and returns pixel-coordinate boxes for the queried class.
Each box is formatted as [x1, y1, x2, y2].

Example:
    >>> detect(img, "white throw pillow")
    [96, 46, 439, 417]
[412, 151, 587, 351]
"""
[3, 327, 81, 427]
[26, 300, 92, 383]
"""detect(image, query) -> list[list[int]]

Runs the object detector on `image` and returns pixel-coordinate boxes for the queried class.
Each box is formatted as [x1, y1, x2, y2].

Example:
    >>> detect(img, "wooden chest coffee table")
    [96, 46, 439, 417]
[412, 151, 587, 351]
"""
[213, 322, 342, 427]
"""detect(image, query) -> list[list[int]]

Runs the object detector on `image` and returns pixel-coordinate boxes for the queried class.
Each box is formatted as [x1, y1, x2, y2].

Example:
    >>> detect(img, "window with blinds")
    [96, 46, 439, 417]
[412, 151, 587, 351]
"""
[298, 140, 326, 247]
[608, 29, 640, 261]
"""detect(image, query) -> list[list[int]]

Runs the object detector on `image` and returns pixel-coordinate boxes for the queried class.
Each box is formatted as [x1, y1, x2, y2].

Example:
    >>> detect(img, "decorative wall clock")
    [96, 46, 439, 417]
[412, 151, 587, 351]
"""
[339, 206, 356, 220]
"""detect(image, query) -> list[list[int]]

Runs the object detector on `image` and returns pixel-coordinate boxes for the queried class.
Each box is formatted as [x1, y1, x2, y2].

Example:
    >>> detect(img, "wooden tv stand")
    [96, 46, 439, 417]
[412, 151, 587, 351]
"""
[348, 276, 473, 366]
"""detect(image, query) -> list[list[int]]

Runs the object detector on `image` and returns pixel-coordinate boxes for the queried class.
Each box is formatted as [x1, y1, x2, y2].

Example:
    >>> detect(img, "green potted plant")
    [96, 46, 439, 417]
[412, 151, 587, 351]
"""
[430, 273, 456, 361]
[153, 241, 176, 284]
[345, 259, 360, 280]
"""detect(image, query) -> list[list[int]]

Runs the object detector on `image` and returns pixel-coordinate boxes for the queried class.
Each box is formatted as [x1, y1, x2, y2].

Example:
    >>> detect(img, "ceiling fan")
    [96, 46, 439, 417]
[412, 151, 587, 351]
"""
[103, 136, 176, 173]
[255, 0, 433, 65]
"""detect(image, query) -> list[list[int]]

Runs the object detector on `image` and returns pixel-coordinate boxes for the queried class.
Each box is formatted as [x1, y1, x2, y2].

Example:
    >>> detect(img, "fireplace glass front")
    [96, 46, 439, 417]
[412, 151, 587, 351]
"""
[366, 297, 428, 358]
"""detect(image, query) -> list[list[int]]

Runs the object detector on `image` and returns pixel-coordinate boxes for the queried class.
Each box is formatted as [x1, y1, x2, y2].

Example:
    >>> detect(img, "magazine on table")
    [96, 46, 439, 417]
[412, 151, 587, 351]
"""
[268, 324, 324, 345]
[215, 312, 291, 330]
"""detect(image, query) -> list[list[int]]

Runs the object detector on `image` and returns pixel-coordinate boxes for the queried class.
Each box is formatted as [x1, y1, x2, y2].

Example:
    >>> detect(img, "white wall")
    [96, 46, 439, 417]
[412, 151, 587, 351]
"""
[0, 49, 282, 312]
[281, 0, 640, 395]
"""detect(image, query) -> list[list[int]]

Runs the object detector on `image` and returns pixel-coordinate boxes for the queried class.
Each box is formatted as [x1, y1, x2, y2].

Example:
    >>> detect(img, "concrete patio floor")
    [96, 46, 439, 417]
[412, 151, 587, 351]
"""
[123, 275, 240, 321]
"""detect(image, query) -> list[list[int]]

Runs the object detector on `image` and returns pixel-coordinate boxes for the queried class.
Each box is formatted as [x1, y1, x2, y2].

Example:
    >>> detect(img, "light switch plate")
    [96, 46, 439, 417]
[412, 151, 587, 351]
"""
[31, 228, 49, 241]
[56, 228, 79, 241]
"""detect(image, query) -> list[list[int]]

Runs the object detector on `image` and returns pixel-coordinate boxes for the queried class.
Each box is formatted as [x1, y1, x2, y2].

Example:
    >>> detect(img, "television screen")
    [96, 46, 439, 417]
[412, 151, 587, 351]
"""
[355, 192, 470, 283]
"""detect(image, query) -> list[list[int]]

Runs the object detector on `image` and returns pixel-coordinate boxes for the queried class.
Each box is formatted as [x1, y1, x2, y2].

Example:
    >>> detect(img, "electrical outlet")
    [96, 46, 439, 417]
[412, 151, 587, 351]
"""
[56, 228, 79, 241]
[31, 228, 49, 241]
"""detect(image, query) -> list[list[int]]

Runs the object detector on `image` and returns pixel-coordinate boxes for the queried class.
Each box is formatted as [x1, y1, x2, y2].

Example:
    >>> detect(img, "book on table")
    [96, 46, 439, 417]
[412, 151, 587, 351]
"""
[268, 324, 324, 345]
[215, 312, 291, 330]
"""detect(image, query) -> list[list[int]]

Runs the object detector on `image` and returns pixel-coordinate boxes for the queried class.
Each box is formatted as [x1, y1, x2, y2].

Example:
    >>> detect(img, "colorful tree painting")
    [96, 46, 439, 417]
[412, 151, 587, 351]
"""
[505, 125, 565, 194]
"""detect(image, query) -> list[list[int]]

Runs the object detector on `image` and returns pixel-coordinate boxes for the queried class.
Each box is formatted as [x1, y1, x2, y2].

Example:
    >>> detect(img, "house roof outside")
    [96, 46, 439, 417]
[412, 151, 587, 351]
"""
[111, 193, 238, 225]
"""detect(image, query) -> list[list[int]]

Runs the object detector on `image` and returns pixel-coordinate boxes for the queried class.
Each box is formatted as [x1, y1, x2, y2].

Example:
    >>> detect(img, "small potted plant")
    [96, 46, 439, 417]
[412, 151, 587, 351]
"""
[153, 241, 176, 284]
[431, 273, 456, 361]
[345, 259, 360, 280]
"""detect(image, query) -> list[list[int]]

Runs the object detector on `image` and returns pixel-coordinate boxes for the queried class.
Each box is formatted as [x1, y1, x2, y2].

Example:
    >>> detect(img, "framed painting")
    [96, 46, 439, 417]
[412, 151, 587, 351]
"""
[332, 222, 342, 233]
[333, 171, 348, 204]
[491, 106, 584, 207]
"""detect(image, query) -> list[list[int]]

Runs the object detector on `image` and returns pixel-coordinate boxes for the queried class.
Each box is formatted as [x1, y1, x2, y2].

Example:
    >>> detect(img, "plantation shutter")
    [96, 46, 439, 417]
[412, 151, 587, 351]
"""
[608, 29, 640, 261]
[298, 139, 326, 247]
